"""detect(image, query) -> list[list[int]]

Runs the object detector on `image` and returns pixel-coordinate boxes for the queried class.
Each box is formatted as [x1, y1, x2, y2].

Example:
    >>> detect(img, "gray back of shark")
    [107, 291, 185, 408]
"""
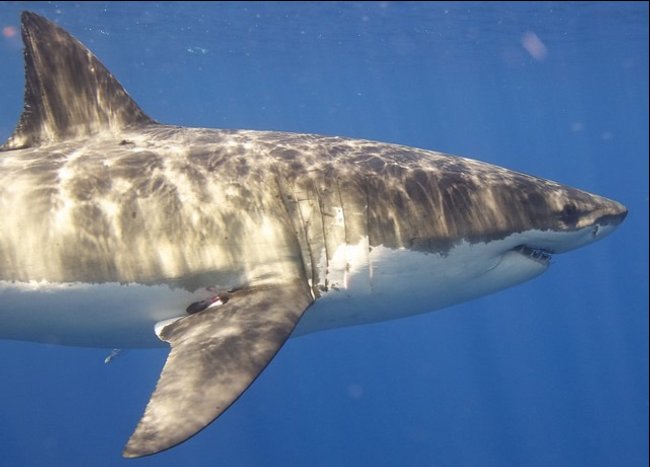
[0, 12, 627, 458]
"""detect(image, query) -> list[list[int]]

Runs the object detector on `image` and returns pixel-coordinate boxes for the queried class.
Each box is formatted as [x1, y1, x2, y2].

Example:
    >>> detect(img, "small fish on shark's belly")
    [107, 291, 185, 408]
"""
[0, 11, 628, 459]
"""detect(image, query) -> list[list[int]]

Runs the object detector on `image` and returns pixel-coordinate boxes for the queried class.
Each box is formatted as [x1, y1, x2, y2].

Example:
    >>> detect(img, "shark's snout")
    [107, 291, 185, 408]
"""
[589, 198, 628, 243]
[596, 202, 628, 227]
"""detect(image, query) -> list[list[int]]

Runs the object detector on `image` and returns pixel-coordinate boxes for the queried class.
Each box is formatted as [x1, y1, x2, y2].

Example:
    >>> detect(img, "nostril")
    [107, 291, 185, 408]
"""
[592, 225, 600, 238]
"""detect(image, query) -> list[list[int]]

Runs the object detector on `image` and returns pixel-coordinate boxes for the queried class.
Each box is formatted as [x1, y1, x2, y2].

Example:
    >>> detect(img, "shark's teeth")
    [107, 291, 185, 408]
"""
[514, 245, 553, 264]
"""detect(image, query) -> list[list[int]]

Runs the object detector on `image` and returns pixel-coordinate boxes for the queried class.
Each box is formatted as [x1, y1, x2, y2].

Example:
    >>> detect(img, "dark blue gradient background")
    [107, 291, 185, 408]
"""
[0, 3, 647, 466]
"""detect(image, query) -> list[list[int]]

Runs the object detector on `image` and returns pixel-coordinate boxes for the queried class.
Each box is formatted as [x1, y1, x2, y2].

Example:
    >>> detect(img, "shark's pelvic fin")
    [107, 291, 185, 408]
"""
[123, 281, 313, 458]
[2, 12, 155, 150]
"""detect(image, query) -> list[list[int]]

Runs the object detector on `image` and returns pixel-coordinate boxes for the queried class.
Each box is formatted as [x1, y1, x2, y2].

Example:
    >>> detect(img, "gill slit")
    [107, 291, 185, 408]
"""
[335, 178, 350, 290]
[314, 183, 329, 293]
[272, 171, 314, 299]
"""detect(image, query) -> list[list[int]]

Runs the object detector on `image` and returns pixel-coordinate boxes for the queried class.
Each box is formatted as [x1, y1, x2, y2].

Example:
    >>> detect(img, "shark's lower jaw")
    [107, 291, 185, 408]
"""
[513, 245, 553, 265]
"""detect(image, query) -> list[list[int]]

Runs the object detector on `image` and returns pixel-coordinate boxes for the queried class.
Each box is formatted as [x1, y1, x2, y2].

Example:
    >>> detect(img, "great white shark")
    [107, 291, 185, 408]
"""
[0, 12, 627, 458]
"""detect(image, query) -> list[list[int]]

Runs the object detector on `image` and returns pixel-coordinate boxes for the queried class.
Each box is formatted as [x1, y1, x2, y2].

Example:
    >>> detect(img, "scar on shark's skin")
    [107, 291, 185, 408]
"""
[0, 11, 627, 459]
[186, 295, 229, 314]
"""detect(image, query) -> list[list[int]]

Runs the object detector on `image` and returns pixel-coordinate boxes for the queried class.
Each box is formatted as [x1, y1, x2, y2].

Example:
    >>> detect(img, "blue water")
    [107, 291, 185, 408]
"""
[0, 2, 647, 466]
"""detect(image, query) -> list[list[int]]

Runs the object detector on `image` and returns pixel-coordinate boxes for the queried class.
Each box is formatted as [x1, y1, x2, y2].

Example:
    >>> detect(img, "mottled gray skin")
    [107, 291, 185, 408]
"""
[0, 124, 626, 297]
[0, 12, 625, 296]
[0, 11, 628, 459]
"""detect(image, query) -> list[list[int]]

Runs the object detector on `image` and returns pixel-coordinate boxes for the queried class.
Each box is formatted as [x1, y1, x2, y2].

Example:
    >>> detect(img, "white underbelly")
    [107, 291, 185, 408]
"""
[0, 280, 193, 347]
[295, 236, 549, 336]
[0, 234, 549, 348]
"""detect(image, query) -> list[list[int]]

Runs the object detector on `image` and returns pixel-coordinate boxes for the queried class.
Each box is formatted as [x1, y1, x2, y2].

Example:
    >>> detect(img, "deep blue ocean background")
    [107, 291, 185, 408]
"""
[0, 2, 647, 466]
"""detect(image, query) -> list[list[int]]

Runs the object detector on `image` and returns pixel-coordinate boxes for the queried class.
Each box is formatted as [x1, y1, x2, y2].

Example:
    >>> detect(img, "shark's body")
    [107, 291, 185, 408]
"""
[0, 13, 627, 458]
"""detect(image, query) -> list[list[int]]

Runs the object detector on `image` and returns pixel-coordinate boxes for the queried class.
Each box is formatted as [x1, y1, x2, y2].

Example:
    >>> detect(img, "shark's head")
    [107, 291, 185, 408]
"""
[374, 164, 628, 311]
[365, 152, 628, 263]
[359, 153, 628, 303]
[418, 165, 629, 299]
[482, 174, 628, 257]
[464, 176, 628, 304]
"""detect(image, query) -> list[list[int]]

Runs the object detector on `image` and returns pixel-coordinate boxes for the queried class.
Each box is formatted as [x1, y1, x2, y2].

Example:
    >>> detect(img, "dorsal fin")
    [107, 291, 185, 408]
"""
[3, 12, 155, 150]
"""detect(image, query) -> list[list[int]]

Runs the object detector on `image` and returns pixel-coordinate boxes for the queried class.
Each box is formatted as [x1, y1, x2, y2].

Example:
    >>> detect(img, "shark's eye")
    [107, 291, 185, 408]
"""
[560, 203, 579, 225]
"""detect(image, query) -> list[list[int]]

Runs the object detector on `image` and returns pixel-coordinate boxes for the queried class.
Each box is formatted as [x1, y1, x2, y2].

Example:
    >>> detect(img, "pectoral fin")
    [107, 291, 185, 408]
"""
[123, 280, 312, 458]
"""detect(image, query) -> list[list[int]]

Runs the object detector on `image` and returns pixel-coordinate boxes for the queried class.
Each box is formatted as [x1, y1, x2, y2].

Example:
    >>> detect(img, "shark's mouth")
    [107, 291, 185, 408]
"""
[513, 245, 553, 265]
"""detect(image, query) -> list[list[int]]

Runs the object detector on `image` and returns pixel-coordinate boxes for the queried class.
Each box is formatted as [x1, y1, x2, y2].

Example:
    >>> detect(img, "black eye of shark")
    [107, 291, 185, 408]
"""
[559, 202, 580, 226]
[513, 245, 553, 264]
